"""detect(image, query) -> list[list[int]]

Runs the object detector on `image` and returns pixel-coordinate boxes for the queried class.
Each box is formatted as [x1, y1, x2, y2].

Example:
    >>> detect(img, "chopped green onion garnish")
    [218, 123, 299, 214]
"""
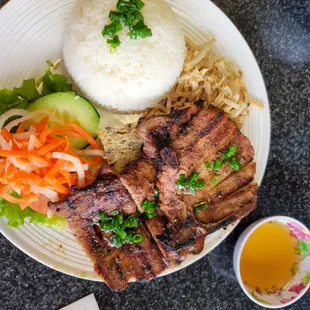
[107, 35, 121, 53]
[128, 22, 152, 39]
[132, 234, 145, 243]
[102, 22, 123, 37]
[230, 157, 241, 171]
[109, 11, 125, 24]
[195, 203, 209, 213]
[223, 144, 237, 160]
[212, 158, 223, 171]
[103, 0, 151, 51]
[141, 200, 157, 219]
[211, 175, 219, 186]
[124, 215, 139, 228]
[204, 162, 211, 170]
[99, 212, 142, 247]
[176, 171, 205, 194]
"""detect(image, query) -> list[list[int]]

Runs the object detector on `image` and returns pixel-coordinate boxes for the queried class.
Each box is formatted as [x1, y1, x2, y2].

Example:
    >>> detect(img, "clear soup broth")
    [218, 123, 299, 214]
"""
[240, 221, 300, 293]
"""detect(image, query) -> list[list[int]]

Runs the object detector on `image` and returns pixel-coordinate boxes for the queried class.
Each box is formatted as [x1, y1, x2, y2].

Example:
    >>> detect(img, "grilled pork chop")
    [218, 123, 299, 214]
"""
[136, 106, 258, 261]
[49, 165, 166, 291]
[49, 105, 258, 290]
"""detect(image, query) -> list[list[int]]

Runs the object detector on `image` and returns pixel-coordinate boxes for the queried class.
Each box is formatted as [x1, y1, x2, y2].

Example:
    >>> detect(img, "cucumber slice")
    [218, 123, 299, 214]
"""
[28, 92, 100, 149]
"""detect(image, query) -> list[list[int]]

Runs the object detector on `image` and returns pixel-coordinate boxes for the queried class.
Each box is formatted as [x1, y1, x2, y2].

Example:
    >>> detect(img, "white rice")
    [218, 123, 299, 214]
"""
[63, 0, 185, 112]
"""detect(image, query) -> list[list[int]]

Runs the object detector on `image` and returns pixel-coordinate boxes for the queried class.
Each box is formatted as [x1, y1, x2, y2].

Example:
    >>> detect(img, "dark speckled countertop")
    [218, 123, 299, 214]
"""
[1, 0, 310, 309]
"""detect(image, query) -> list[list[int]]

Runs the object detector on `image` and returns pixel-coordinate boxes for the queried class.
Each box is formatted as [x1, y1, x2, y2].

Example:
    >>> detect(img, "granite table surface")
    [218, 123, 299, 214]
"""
[0, 0, 309, 309]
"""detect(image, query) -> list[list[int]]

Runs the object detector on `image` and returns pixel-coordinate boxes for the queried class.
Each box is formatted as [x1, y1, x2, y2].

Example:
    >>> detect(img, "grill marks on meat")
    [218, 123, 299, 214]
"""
[68, 218, 165, 290]
[49, 165, 165, 291]
[195, 182, 258, 233]
[49, 105, 259, 290]
[120, 158, 158, 211]
[137, 105, 258, 262]
[49, 165, 136, 219]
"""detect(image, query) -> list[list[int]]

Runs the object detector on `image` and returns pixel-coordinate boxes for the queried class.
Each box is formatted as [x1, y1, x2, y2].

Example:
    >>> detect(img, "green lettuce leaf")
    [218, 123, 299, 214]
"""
[0, 79, 39, 114]
[42, 70, 72, 94]
[0, 197, 65, 228]
[13, 79, 39, 100]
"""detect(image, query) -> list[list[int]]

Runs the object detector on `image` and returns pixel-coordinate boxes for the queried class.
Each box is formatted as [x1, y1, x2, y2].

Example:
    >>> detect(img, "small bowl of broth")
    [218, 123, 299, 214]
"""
[233, 216, 310, 308]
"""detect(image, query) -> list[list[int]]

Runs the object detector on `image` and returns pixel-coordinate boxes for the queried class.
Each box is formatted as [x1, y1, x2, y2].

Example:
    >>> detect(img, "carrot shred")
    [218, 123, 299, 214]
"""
[66, 122, 100, 150]
[16, 121, 26, 134]
[0, 115, 103, 214]
[1, 129, 11, 142]
[37, 116, 49, 133]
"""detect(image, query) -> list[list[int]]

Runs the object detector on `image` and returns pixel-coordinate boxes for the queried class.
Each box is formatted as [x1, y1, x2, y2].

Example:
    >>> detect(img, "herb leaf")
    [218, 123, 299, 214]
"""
[204, 162, 211, 170]
[13, 79, 38, 100]
[42, 70, 72, 94]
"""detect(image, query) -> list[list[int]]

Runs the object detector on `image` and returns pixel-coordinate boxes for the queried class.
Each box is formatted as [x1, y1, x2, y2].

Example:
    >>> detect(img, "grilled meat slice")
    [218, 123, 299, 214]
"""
[120, 158, 158, 211]
[136, 104, 201, 158]
[195, 182, 259, 233]
[68, 218, 165, 290]
[49, 167, 137, 218]
[137, 106, 258, 262]
[49, 164, 165, 290]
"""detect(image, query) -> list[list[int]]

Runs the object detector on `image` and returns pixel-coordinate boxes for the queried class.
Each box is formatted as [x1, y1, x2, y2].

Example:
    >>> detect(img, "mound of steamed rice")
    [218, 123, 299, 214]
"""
[63, 0, 185, 112]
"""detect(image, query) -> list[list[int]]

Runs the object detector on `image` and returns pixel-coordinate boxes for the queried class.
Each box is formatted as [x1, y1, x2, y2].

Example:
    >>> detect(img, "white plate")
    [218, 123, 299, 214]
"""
[0, 0, 270, 281]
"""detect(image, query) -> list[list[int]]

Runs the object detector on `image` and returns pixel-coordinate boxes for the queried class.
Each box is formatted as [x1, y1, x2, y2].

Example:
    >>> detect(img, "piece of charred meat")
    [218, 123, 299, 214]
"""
[49, 165, 137, 219]
[49, 105, 259, 290]
[49, 164, 166, 291]
[137, 105, 258, 262]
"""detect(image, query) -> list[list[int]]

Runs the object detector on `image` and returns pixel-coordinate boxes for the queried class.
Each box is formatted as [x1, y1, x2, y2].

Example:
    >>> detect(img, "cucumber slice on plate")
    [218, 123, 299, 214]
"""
[27, 92, 100, 149]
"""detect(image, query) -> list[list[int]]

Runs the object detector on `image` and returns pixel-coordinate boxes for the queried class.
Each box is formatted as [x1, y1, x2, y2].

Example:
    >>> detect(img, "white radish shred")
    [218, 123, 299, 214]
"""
[66, 164, 89, 172]
[30, 185, 59, 202]
[4, 110, 49, 132]
[13, 126, 36, 140]
[0, 109, 28, 129]
[52, 152, 85, 188]
[75, 149, 106, 158]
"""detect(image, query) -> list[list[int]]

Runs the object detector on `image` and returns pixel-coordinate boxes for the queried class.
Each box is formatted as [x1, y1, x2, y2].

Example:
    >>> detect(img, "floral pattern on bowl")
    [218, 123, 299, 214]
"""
[234, 216, 310, 309]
